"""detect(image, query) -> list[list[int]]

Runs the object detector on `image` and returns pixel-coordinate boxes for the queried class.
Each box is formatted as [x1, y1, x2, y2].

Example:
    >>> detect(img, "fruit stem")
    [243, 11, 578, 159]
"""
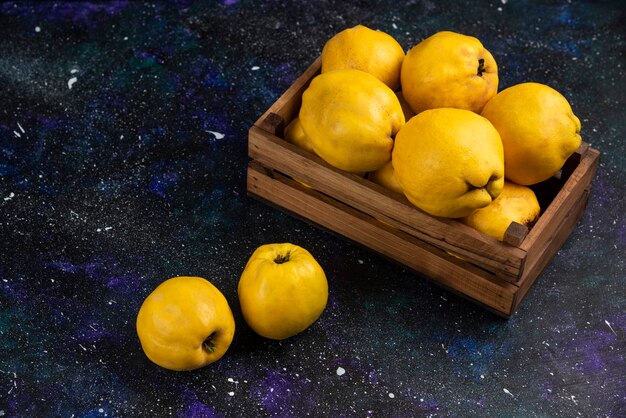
[477, 59, 485, 77]
[203, 332, 217, 353]
[274, 252, 290, 264]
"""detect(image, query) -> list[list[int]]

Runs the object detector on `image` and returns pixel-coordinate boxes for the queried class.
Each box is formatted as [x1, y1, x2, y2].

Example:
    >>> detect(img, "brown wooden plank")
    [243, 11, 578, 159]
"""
[247, 162, 518, 317]
[254, 57, 322, 132]
[259, 112, 285, 137]
[560, 142, 590, 181]
[520, 148, 600, 256]
[503, 222, 529, 247]
[512, 189, 590, 312]
[248, 125, 527, 279]
[348, 204, 519, 284]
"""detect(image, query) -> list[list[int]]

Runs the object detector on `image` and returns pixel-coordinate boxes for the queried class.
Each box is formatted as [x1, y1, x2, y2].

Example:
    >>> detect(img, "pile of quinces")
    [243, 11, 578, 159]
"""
[287, 26, 582, 241]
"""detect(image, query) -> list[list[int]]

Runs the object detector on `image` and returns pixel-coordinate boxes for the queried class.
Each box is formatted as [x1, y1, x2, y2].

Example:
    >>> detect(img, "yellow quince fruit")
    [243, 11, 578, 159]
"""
[238, 243, 328, 340]
[284, 117, 315, 154]
[461, 181, 541, 241]
[481, 82, 582, 185]
[136, 276, 235, 371]
[368, 161, 403, 195]
[322, 25, 405, 90]
[401, 31, 498, 114]
[392, 108, 504, 218]
[300, 69, 405, 173]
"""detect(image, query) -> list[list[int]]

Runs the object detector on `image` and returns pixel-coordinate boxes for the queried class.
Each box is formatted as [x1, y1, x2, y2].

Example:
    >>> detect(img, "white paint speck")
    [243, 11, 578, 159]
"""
[98, 408, 104, 413]
[35, 26, 41, 32]
[503, 388, 514, 397]
[104, 226, 112, 231]
[392, 23, 398, 29]
[79, 344, 87, 351]
[605, 320, 618, 336]
[70, 68, 79, 74]
[13, 131, 21, 138]
[17, 122, 25, 133]
[4, 192, 15, 201]
[388, 393, 395, 398]
[207, 131, 225, 139]
[480, 375, 484, 379]
[336, 367, 345, 376]
[251, 66, 260, 71]
[123, 36, 128, 41]
[357, 259, 363, 264]
[68, 77, 78, 89]
[228, 391, 235, 396]
[501, 0, 508, 3]
[570, 395, 578, 404]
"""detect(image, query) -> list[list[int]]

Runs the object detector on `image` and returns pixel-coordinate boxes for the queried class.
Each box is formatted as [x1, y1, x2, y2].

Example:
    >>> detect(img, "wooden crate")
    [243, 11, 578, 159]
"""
[247, 57, 601, 318]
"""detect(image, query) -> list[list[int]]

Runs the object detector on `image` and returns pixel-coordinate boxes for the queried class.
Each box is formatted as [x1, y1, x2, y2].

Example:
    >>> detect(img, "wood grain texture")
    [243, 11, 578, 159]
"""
[520, 148, 600, 255]
[248, 126, 527, 280]
[247, 162, 518, 317]
[254, 57, 321, 132]
[503, 222, 529, 247]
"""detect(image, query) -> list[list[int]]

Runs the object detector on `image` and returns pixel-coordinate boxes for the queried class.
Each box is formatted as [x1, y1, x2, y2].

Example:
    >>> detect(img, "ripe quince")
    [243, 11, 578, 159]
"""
[481, 82, 582, 185]
[368, 161, 403, 195]
[401, 31, 498, 114]
[136, 276, 235, 371]
[392, 108, 504, 218]
[238, 243, 328, 340]
[322, 25, 405, 90]
[300, 69, 404, 173]
[461, 181, 540, 241]
[284, 117, 315, 155]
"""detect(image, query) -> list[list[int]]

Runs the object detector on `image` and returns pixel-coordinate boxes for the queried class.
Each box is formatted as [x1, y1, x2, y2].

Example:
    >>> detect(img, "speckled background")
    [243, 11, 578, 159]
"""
[0, 1, 624, 417]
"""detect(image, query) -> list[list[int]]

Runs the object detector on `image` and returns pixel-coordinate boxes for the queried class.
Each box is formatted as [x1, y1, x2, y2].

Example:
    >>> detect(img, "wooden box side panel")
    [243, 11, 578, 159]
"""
[519, 148, 600, 271]
[254, 58, 321, 135]
[247, 162, 518, 317]
[248, 126, 527, 280]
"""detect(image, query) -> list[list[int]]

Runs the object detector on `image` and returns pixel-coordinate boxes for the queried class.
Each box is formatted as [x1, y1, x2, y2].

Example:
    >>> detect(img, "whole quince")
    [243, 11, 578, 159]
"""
[401, 31, 498, 114]
[392, 108, 504, 218]
[300, 69, 404, 173]
[461, 181, 540, 241]
[322, 25, 405, 90]
[481, 82, 582, 185]
[136, 276, 235, 371]
[238, 243, 328, 340]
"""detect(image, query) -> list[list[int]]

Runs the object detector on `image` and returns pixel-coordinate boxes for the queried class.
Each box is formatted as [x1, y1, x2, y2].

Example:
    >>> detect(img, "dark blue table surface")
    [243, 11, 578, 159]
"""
[1, 1, 624, 417]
